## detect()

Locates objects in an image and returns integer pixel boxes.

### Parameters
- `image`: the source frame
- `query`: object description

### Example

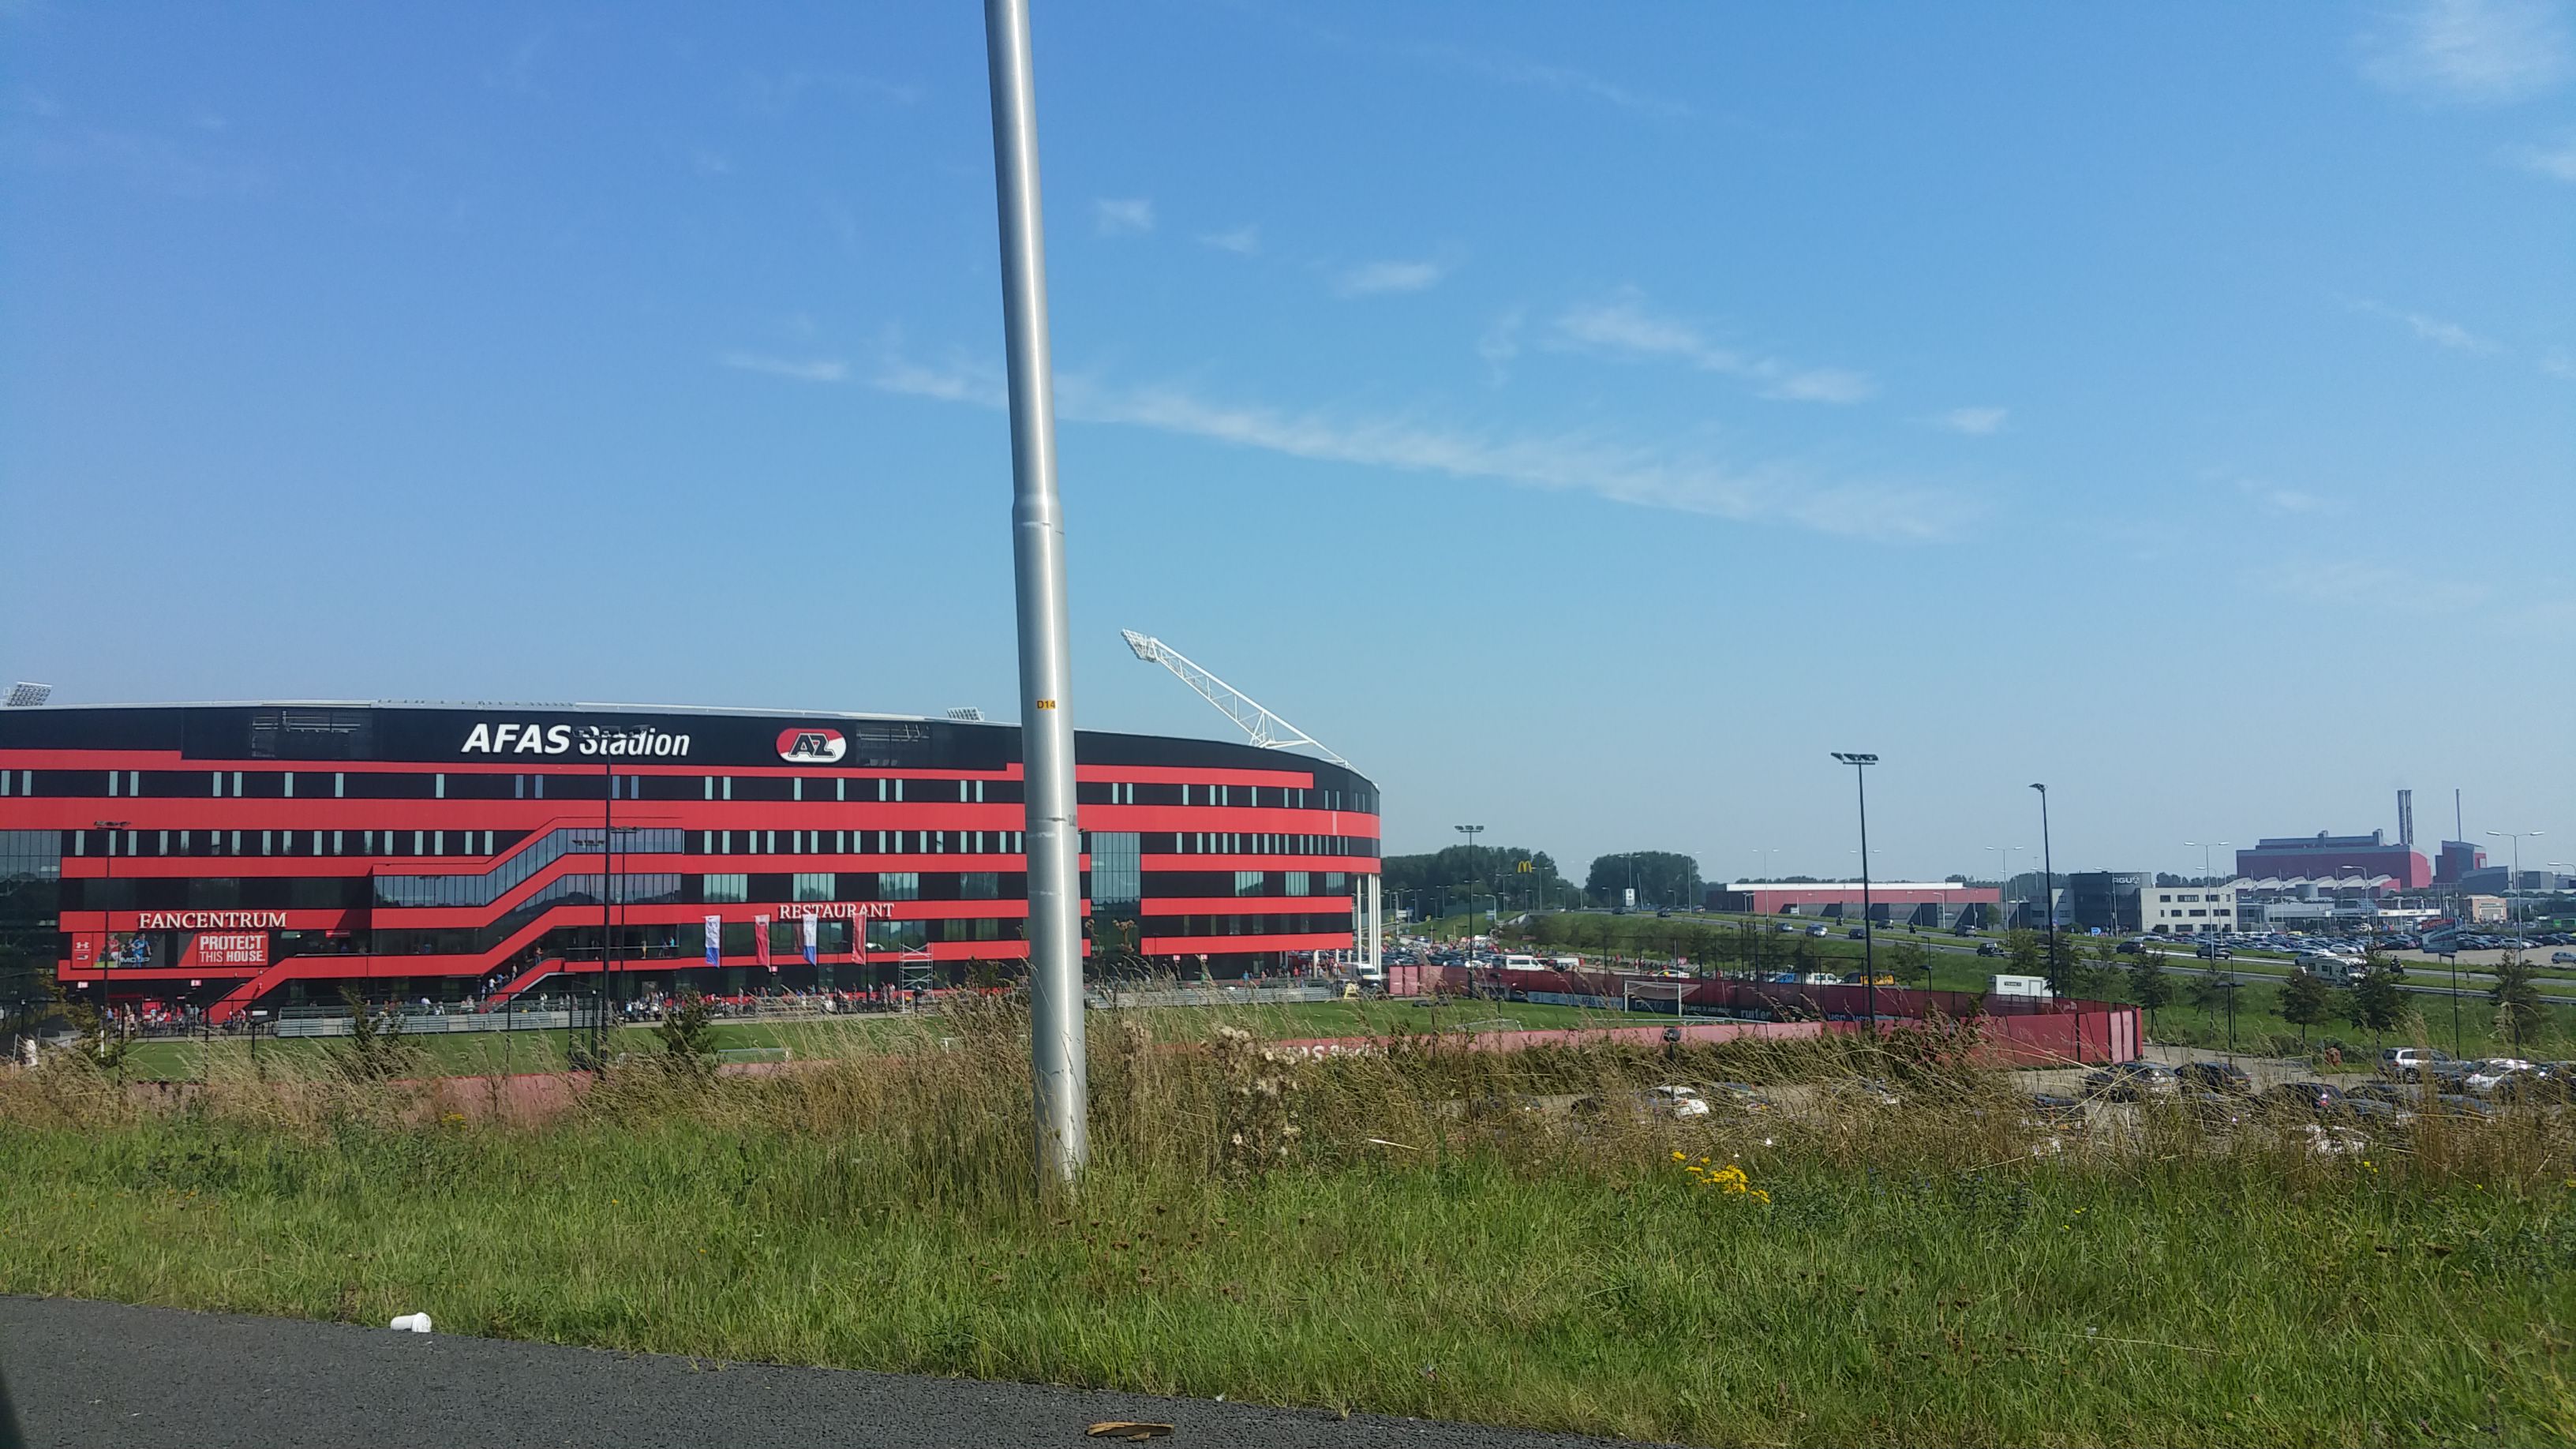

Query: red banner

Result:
[754,913,773,972]
[181,931,270,969]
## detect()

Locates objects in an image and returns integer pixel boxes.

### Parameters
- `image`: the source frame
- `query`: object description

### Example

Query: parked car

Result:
[2552,951,2576,965]
[1976,942,2003,958]
[2177,1060,2253,1095]
[2258,1081,2346,1118]
[1645,1084,1711,1119]
[2024,1092,2086,1126]
[2196,942,2233,960]
[1704,1082,1777,1114]
[2464,1058,2538,1095]
[1846,927,1866,939]
[2180,1091,2246,1127]
[2116,938,2151,956]
[2379,1047,2458,1083]
[2428,1094,2492,1119]
[2082,1061,2180,1102]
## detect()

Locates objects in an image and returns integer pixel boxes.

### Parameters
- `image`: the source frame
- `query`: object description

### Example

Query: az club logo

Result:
[777,727,847,764]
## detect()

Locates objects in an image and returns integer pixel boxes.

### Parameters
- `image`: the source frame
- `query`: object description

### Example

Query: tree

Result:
[2003,929,2042,977]
[1582,852,1702,911]
[2185,972,2230,1031]
[2489,953,2544,1050]
[1381,845,1567,912]
[2127,953,2174,1024]
[2278,968,2334,1045]
[1887,938,1933,991]
[2342,968,2407,1043]
[653,990,717,1080]
[2041,932,2087,997]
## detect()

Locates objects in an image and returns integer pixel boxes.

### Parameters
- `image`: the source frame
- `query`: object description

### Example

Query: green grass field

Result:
[113,998,1677,1081]
[6,1006,2572,1447]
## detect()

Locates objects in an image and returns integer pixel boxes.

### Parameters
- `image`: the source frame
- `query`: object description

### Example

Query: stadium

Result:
[0,702,1383,1022]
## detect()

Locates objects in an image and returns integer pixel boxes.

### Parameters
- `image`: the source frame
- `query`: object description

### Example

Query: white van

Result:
[1498,953,1542,972]
[1551,955,1582,972]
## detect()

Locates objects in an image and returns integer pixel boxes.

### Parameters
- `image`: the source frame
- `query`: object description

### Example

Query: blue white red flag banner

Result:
[755,914,773,971]
[802,912,818,965]
[704,915,721,967]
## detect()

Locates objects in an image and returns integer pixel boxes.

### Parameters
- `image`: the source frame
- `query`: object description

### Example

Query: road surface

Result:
[0,1296,1653,1449]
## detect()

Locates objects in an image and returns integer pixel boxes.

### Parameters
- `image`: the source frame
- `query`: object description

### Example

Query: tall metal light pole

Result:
[1455,825,1485,951]
[985,0,1086,1185]
[1985,845,2019,931]
[2486,830,2540,942]
[2030,784,2054,974]
[94,822,129,1010]
[2185,840,2229,886]
[1832,754,1878,1030]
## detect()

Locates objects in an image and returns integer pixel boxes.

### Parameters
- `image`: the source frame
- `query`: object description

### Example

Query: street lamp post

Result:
[2185,840,2229,886]
[985,0,1089,1187]
[2029,784,2055,975]
[1986,845,2020,932]
[93,822,129,1017]
[2485,830,2541,943]
[1832,754,1878,1030]
[1455,825,1485,951]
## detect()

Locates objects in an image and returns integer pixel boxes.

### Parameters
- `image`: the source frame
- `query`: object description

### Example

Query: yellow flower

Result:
[1672,1151,1687,1162]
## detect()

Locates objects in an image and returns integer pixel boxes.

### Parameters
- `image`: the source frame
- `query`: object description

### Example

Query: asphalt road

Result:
[0,1297,1655,1449]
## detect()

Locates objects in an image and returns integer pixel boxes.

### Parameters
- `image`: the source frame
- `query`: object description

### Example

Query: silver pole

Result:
[984,0,1088,1184]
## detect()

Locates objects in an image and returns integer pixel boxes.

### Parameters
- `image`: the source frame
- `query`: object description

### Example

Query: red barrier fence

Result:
[1388,964,2140,1066]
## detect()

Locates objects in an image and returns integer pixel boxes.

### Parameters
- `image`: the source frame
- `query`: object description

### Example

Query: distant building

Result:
[2068,871,2147,934]
[2142,880,2243,935]
[1709,881,1999,929]
[2464,895,2507,924]
[2434,840,2486,886]
[2236,831,2430,891]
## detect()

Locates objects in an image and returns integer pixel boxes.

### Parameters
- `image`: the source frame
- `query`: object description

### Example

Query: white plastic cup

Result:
[389,1312,433,1334]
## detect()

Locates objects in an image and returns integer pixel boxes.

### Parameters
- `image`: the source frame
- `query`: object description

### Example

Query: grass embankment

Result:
[6,1007,2574,1446]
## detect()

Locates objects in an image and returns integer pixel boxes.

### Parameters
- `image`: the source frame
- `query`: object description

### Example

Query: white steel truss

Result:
[1118,630,1349,766]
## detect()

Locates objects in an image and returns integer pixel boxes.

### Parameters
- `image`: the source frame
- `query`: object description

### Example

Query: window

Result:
[878,871,920,901]
[703,874,749,904]
[960,871,1002,899]
[1286,871,1310,897]
[1234,871,1264,897]
[1089,832,1140,906]
[792,871,833,902]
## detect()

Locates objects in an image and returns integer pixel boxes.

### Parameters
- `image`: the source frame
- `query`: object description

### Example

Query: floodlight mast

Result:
[1120,630,1350,766]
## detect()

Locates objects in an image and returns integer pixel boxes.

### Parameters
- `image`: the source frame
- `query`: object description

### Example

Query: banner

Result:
[801,912,818,966]
[705,915,721,967]
[755,914,773,971]
[178,931,266,968]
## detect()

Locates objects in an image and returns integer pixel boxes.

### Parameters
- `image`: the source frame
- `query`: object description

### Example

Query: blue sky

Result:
[5,1,2570,882]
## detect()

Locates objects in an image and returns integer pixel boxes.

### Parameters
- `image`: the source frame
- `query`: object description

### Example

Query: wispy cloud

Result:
[2266,556,2487,612]
[2238,479,2342,515]
[1552,290,1878,403]
[742,71,923,115]
[2541,347,2576,380]
[484,30,551,95]
[2510,133,2576,178]
[1411,44,1693,118]
[2358,0,2573,103]
[1093,197,1155,237]
[2344,296,2499,352]
[1934,406,2010,436]
[717,351,848,384]
[848,348,1961,542]
[0,125,267,198]
[687,146,732,177]
[1197,223,1260,255]
[1334,258,1445,297]
[1477,309,1525,385]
